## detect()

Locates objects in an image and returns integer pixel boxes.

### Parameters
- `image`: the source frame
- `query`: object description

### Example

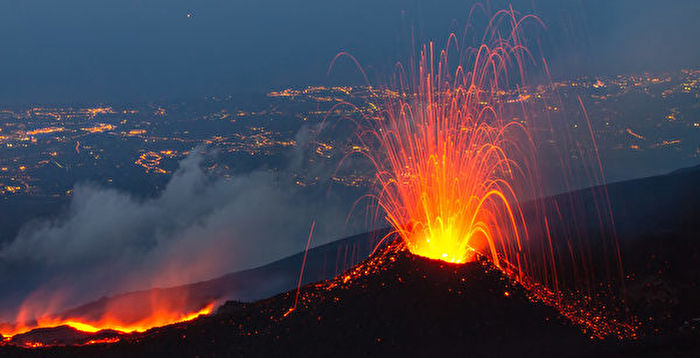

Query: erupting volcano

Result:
[330,7,636,339]
[7,5,699,356]
[2,7,629,348]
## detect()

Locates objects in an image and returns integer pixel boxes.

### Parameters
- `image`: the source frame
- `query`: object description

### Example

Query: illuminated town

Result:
[0,0,698,355]
[1,70,697,202]
[0,68,698,271]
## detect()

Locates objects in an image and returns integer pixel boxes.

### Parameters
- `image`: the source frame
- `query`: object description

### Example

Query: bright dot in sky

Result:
[185,13,192,19]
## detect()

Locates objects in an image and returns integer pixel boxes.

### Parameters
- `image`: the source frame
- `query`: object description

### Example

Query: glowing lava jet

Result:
[363,10,541,270]
[339,9,632,339]
[326,8,636,339]
[377,70,529,267]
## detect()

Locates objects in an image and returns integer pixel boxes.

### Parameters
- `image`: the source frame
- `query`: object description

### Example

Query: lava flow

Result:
[0,291,215,347]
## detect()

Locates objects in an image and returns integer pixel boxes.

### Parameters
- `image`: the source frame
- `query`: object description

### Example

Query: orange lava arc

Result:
[368,17,536,268]
[379,89,528,266]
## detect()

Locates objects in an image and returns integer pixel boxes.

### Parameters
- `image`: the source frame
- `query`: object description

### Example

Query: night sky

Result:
[0,2,699,349]
[0,0,697,104]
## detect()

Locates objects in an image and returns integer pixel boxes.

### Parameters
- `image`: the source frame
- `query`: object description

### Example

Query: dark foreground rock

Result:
[3,243,699,358]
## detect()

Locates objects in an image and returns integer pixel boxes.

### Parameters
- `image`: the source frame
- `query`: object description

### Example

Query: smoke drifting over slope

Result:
[0,148,365,321]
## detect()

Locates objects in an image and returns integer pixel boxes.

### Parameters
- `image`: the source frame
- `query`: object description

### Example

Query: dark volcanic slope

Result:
[592,165,700,335]
[68,164,700,327]
[19,229,385,335]
[29,164,699,342]
[0,246,583,357]
[4,245,699,357]
[2,166,699,356]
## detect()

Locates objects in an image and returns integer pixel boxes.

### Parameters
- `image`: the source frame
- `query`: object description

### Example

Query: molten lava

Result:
[1,296,214,345]
[2,6,637,348]
[368,16,534,269]
[378,97,527,266]
[336,8,633,337]
[7,304,213,337]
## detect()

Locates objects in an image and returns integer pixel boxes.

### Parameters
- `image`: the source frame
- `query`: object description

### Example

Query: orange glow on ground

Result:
[0,303,214,341]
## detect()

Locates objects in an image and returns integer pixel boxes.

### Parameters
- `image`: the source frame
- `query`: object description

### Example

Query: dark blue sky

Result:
[0,0,697,104]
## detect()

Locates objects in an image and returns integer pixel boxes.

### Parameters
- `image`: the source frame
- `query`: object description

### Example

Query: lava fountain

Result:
[348,9,543,270]
[375,43,531,267]
[332,7,633,337]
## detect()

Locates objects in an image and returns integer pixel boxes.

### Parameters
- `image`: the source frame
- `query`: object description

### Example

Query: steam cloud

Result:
[0,145,366,321]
